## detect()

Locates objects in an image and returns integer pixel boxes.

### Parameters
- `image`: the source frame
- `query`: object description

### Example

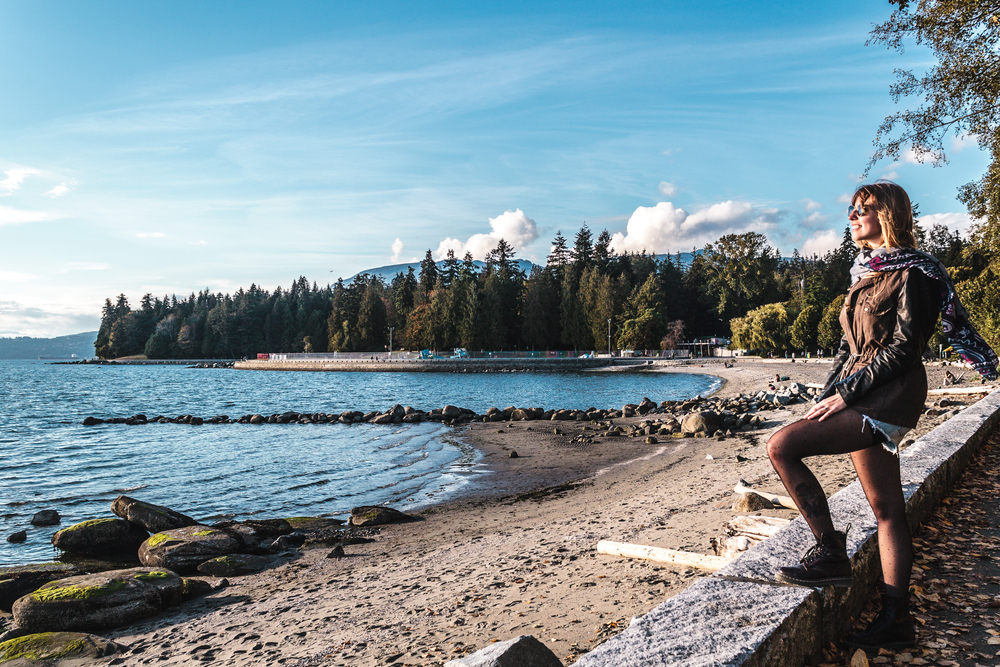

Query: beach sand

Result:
[81,360,982,665]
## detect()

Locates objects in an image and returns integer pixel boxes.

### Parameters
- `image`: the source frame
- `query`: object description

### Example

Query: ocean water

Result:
[0,360,719,566]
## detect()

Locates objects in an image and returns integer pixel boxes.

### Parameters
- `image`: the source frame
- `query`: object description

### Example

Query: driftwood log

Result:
[596,540,730,571]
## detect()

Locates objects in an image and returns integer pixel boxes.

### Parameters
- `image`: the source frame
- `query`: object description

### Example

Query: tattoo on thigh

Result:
[794,482,827,519]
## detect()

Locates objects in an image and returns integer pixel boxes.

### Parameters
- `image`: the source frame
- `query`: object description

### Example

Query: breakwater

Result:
[235,357,614,373]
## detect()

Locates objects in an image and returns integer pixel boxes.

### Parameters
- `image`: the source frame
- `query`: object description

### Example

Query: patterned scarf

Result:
[850,247,999,381]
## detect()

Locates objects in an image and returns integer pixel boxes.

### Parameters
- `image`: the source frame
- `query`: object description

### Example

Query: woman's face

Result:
[849,196,884,247]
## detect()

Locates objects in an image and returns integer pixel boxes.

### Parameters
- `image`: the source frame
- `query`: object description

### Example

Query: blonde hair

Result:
[851,181,917,250]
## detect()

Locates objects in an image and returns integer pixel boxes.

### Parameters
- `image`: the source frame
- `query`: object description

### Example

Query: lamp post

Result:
[387,326,394,361]
[607,318,611,356]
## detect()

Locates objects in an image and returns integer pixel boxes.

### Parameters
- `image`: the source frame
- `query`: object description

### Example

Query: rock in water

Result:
[51,518,149,557]
[30,510,60,526]
[138,526,240,574]
[6,531,26,543]
[732,492,775,513]
[196,554,271,577]
[349,506,417,527]
[443,634,561,667]
[110,495,197,534]
[0,632,128,663]
[681,411,723,435]
[11,568,182,632]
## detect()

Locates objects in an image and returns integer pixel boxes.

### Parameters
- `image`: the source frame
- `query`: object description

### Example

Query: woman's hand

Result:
[804,392,847,421]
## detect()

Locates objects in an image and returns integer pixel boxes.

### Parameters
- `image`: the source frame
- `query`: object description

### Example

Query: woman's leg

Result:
[766,408,876,538]
[851,444,912,596]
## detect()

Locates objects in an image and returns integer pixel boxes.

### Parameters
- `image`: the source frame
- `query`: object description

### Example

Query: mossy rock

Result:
[0,632,127,664]
[196,553,270,577]
[11,568,182,633]
[283,517,345,531]
[110,495,197,534]
[138,526,240,575]
[50,519,148,557]
[0,565,80,614]
[348,506,417,527]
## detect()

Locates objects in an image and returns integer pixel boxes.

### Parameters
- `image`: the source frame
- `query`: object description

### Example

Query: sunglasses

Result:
[847,203,873,217]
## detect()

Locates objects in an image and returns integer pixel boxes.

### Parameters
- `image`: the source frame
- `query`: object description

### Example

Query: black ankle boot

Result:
[775,529,853,587]
[845,592,917,650]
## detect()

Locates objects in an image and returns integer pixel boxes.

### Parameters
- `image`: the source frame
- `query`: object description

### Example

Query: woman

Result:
[766,181,998,650]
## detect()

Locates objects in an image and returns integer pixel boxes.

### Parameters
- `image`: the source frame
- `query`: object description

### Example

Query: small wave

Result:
[289,479,330,491]
[113,484,149,493]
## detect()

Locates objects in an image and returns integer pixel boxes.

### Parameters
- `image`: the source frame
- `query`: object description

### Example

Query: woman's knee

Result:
[766,431,794,463]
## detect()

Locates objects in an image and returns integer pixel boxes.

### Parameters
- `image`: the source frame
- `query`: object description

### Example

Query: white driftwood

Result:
[733,482,797,510]
[927,385,996,396]
[804,382,825,389]
[723,515,790,539]
[597,540,730,571]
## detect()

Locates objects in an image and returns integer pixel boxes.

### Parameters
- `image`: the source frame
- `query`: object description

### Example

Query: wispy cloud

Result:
[135,232,166,238]
[0,300,100,338]
[0,204,56,226]
[59,262,111,273]
[390,238,404,262]
[658,181,677,197]
[0,271,36,282]
[800,229,840,257]
[46,180,77,198]
[917,211,980,236]
[0,168,40,195]
[801,198,822,211]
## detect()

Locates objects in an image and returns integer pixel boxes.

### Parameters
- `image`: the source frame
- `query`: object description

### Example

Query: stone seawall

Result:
[575,388,1000,667]
[234,358,613,373]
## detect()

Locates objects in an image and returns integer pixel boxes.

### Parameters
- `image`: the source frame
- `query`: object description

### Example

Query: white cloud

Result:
[917,212,980,237]
[800,229,840,257]
[880,170,899,180]
[135,232,166,238]
[0,204,56,226]
[46,180,76,198]
[60,262,111,273]
[390,237,404,262]
[950,133,977,153]
[801,198,822,211]
[0,168,39,195]
[192,240,208,245]
[802,211,828,227]
[0,300,100,338]
[608,200,780,254]
[433,208,538,260]
[658,181,677,197]
[0,271,35,282]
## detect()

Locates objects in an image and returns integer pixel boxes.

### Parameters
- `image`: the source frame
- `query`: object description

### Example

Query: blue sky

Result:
[0,0,989,336]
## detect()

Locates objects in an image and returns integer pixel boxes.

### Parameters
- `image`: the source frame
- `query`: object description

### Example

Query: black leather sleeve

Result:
[835,269,940,406]
[816,335,851,402]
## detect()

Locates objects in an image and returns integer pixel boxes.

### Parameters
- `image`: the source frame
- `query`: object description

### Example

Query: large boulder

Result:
[441,405,463,419]
[0,565,79,613]
[0,632,128,663]
[349,506,417,527]
[443,635,561,667]
[51,518,148,557]
[11,568,183,632]
[681,411,724,435]
[637,397,657,415]
[197,554,271,577]
[110,495,197,534]
[510,409,533,421]
[212,518,295,553]
[138,526,240,574]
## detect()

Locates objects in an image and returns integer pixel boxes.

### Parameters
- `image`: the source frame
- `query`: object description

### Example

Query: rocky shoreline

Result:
[78,384,816,439]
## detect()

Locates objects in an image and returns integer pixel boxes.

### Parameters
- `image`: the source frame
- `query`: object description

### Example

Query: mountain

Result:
[348,258,538,282]
[0,332,98,360]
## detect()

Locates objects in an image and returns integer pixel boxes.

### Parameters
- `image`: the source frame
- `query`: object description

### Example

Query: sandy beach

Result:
[42,360,985,665]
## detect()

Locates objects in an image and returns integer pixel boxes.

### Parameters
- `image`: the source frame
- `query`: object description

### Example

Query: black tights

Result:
[767,408,912,596]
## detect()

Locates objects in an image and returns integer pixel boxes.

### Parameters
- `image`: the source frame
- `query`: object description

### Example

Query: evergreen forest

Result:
[94,222,983,360]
